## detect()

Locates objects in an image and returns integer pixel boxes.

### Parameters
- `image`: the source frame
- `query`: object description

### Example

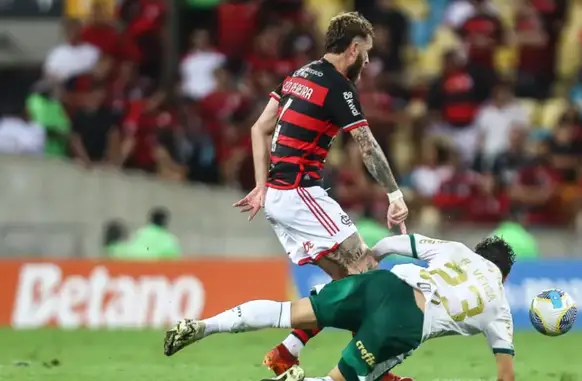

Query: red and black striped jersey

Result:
[267,58,368,189]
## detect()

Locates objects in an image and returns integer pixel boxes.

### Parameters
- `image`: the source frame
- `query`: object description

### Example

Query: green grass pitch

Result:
[0,329,580,381]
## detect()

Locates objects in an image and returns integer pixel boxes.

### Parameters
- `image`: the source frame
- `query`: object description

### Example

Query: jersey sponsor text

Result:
[356,340,376,367]
[281,78,328,106]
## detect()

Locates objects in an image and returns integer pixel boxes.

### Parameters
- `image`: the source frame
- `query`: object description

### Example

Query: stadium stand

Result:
[2,0,582,232]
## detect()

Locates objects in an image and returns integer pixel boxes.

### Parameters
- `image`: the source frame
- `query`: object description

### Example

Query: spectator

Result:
[533,0,567,69]
[0,103,45,155]
[464,172,510,223]
[279,10,321,65]
[509,136,563,225]
[81,0,120,60]
[180,29,226,101]
[43,18,101,82]
[70,84,122,167]
[26,80,71,158]
[410,139,453,197]
[120,0,166,79]
[427,49,489,162]
[456,0,506,76]
[486,127,529,187]
[549,117,582,183]
[110,1,142,63]
[200,66,250,143]
[432,149,481,220]
[365,26,410,97]
[358,72,404,156]
[332,138,369,213]
[432,155,509,224]
[122,88,185,178]
[474,81,529,166]
[109,61,152,114]
[60,57,115,112]
[216,0,260,57]
[246,26,295,77]
[177,93,220,184]
[365,0,409,75]
[260,0,303,24]
[367,24,392,81]
[514,1,553,99]
[444,0,497,29]
[409,139,454,200]
[184,130,220,185]
[219,111,252,187]
[103,219,130,257]
[245,69,279,102]
[124,207,181,259]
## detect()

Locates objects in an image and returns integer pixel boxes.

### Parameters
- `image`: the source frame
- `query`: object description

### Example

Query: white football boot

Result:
[164,319,206,356]
[260,365,305,381]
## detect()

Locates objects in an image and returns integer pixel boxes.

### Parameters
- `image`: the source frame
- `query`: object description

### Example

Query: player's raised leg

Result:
[264,227,379,372]
[262,271,420,381]
[163,298,317,356]
[164,272,369,357]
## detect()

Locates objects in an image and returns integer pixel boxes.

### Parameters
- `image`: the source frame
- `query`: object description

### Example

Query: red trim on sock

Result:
[311,328,323,336]
[291,329,310,344]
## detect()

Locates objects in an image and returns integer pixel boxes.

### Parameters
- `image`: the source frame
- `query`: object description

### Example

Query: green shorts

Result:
[309,270,424,381]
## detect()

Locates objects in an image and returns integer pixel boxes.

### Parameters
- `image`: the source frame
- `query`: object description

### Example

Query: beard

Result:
[346,53,365,83]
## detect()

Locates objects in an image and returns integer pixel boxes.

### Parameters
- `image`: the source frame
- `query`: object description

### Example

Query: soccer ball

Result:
[529,289,577,336]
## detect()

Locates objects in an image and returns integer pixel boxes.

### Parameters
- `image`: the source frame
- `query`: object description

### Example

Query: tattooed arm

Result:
[328,82,407,229]
[350,126,400,193]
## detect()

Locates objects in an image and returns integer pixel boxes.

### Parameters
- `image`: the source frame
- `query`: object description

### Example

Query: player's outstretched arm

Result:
[372,233,459,262]
[485,307,515,381]
[350,126,399,193]
[494,353,515,381]
[327,80,407,230]
[163,298,317,356]
[349,127,408,231]
[251,97,279,187]
[234,97,279,220]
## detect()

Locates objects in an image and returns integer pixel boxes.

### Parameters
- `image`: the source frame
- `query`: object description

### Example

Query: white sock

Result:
[202,300,291,336]
[280,284,326,358]
[282,334,304,358]
[305,377,333,381]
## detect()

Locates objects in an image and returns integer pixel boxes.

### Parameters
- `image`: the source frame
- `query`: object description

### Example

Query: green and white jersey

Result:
[373,234,515,356]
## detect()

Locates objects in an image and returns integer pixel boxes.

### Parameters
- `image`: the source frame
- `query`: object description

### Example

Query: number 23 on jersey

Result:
[421,262,485,322]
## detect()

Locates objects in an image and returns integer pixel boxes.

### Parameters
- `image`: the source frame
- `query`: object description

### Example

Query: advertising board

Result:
[0,258,289,328]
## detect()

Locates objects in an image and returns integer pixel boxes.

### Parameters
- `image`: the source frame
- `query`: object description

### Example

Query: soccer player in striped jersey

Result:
[233,11,410,381]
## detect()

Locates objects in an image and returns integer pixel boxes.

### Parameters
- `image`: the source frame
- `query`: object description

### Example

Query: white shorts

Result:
[264,186,357,265]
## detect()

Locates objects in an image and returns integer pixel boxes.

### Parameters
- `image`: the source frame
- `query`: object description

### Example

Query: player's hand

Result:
[387,197,408,234]
[233,185,266,221]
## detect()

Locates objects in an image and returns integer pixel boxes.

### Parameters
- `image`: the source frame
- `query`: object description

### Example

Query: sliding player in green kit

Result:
[164,234,517,381]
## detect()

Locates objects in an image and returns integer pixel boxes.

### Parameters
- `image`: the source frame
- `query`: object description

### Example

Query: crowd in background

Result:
[2,0,582,233]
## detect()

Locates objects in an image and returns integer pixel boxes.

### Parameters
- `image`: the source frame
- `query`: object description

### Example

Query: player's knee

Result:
[290,298,318,329]
[366,253,379,270]
[346,252,378,274]
[328,365,349,381]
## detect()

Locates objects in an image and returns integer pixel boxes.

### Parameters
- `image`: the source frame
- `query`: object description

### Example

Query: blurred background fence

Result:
[1,0,582,331]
